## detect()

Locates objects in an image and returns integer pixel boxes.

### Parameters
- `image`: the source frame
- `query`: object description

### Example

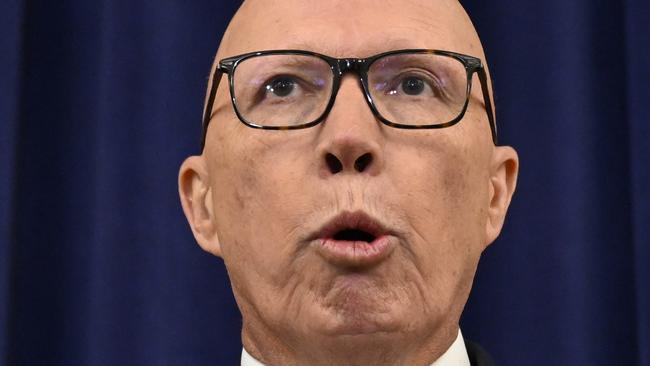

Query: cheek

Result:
[387,135,489,291]
[206,130,315,289]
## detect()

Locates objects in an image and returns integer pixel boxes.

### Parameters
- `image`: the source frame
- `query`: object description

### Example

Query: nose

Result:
[315,75,384,176]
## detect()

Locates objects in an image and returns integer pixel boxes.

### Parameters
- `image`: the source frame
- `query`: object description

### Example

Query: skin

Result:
[179,1,519,365]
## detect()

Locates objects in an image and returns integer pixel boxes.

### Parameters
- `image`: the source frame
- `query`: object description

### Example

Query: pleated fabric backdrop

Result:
[1,1,648,365]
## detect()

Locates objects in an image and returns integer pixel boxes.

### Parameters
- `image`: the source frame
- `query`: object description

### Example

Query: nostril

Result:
[325,153,343,174]
[354,153,373,172]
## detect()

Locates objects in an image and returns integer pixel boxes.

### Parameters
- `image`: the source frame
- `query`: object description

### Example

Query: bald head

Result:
[222,0,483,55]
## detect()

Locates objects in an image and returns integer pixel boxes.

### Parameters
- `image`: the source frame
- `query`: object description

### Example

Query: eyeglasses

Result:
[201,49,497,149]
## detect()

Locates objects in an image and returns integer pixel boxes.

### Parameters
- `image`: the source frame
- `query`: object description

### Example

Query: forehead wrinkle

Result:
[283,37,425,58]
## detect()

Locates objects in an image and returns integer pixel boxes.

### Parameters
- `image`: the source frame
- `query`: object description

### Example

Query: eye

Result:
[265,76,296,97]
[400,76,425,95]
[381,72,440,99]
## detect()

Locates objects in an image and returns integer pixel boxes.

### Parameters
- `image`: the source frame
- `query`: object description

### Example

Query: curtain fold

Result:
[625,1,650,365]
[0,0,24,362]
[1,1,648,365]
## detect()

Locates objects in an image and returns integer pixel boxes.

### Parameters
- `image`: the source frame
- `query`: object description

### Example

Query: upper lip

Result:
[309,210,392,241]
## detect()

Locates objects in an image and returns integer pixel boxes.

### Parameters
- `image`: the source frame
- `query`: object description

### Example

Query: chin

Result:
[310,298,408,337]
[299,267,418,336]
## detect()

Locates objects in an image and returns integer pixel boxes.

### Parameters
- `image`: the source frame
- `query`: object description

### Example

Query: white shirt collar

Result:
[241,329,470,366]
[241,346,265,366]
[431,329,471,366]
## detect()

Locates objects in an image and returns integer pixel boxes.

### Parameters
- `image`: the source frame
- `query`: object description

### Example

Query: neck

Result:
[242,319,459,366]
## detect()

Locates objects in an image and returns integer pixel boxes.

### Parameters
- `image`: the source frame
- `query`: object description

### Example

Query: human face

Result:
[179,0,518,365]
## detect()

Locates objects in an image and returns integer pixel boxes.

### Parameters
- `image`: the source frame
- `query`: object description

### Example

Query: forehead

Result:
[220,0,481,59]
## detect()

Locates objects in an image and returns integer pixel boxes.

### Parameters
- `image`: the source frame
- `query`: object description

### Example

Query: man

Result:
[179,0,519,365]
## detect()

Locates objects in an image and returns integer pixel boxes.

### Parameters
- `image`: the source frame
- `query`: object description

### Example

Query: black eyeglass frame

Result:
[201,49,498,149]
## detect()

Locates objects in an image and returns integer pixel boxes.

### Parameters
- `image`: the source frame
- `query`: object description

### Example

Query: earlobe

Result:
[178,156,222,257]
[485,146,519,246]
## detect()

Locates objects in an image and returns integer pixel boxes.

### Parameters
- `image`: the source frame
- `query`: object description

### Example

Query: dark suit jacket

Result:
[466,341,496,366]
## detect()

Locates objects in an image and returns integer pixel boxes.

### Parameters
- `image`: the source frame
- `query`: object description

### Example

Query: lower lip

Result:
[315,235,395,267]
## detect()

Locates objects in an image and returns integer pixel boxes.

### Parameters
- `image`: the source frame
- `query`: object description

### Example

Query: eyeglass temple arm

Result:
[201,68,225,150]
[476,67,498,145]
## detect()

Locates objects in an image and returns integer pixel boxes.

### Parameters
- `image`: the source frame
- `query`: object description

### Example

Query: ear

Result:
[178,156,222,257]
[485,145,519,247]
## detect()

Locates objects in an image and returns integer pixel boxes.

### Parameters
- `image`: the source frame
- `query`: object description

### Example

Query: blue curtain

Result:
[1,1,648,365]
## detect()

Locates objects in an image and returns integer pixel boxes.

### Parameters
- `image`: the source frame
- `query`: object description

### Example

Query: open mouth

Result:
[311,211,396,267]
[315,211,386,243]
[333,228,376,243]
